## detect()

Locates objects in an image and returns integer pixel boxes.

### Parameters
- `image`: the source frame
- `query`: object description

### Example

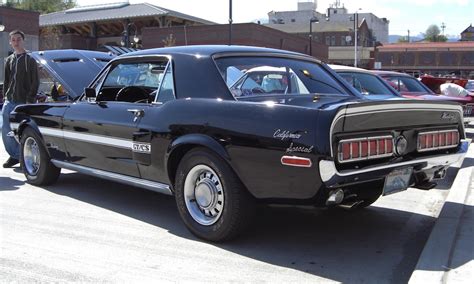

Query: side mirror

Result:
[84,88,96,98]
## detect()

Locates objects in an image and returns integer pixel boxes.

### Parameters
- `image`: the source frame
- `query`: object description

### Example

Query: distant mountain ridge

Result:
[388,34,460,43]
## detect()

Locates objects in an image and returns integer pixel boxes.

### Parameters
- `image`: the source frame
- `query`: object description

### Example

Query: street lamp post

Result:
[309,17,319,56]
[228,0,233,45]
[121,22,139,48]
[354,8,361,67]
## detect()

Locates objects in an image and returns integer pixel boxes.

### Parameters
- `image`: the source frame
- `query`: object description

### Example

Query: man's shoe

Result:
[3,158,19,168]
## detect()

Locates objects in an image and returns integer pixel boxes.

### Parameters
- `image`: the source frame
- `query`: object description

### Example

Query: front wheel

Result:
[174,148,255,241]
[20,127,61,185]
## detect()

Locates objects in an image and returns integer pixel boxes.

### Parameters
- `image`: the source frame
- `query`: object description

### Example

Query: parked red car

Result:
[373,70,474,123]
[420,75,468,92]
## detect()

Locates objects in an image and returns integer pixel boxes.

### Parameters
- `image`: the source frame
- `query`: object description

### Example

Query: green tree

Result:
[4,0,76,14]
[424,24,448,42]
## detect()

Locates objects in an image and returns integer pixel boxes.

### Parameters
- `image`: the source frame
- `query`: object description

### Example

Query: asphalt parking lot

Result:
[0,121,472,283]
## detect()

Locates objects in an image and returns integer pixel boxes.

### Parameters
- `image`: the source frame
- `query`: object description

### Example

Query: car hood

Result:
[31,50,115,98]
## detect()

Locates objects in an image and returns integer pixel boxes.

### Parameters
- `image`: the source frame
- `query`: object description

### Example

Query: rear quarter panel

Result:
[142,98,328,200]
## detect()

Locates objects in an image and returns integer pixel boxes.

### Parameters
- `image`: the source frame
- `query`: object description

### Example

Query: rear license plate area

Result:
[383,167,413,196]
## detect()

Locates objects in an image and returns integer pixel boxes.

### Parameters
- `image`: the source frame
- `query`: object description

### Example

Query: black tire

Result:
[20,127,61,185]
[174,147,255,242]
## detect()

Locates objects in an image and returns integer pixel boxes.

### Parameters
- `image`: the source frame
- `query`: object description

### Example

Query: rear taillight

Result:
[417,129,459,152]
[338,135,393,163]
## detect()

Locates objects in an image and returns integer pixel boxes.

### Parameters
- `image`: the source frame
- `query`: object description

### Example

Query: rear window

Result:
[338,72,395,96]
[215,56,348,97]
[385,76,432,93]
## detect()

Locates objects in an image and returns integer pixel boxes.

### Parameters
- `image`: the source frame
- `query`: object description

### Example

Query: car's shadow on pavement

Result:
[0,176,25,190]
[436,156,474,190]
[36,171,473,283]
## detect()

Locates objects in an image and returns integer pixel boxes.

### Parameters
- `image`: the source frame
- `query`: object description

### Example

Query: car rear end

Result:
[319,100,470,208]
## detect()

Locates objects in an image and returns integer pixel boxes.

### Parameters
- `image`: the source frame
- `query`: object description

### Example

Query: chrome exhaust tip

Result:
[338,200,364,210]
[433,168,447,180]
[326,189,344,205]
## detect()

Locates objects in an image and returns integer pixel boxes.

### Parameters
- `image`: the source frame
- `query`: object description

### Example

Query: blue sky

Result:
[77,0,474,37]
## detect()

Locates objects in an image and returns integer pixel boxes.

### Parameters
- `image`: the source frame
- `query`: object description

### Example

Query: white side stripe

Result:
[38,126,133,149]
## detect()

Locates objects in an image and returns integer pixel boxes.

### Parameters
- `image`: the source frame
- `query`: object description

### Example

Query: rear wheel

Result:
[174,148,255,241]
[20,127,61,185]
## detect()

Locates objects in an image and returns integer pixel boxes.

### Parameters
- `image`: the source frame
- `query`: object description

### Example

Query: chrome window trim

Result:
[210,52,350,100]
[154,58,177,104]
[88,55,173,104]
[51,160,172,195]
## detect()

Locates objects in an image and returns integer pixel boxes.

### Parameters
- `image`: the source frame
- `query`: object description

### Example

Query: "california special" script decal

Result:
[273,129,302,140]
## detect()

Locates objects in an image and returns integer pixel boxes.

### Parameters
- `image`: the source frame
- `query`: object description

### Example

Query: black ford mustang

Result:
[9,45,470,241]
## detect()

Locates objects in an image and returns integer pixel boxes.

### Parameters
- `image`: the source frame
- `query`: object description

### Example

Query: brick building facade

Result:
[375,42,474,78]
[142,23,328,61]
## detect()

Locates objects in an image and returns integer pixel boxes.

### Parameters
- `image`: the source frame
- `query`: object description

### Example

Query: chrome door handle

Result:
[127,109,145,122]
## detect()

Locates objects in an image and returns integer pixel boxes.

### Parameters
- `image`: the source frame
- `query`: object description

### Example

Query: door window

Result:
[96,58,169,103]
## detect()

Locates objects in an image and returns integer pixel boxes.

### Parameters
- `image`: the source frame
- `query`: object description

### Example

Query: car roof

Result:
[119,45,318,61]
[328,64,373,74]
[371,70,412,77]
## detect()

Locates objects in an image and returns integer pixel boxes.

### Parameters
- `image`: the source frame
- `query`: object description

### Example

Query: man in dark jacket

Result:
[2,30,39,168]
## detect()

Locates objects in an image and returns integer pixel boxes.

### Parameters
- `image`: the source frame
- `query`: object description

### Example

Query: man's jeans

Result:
[1,101,20,160]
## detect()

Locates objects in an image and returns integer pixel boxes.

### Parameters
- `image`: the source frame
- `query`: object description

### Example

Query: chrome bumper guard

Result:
[320,139,471,186]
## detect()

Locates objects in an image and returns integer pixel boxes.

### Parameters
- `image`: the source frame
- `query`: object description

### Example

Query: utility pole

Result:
[228,0,233,45]
[309,17,319,56]
[441,22,446,35]
[354,11,359,67]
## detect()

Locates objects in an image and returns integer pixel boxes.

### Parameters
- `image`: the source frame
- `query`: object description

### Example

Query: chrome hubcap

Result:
[184,165,224,226]
[23,137,41,176]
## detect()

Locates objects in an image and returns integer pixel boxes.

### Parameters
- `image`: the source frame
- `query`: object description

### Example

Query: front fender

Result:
[13,118,41,143]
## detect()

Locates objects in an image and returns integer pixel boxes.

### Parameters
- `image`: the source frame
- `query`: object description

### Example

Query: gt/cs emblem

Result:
[132,143,151,153]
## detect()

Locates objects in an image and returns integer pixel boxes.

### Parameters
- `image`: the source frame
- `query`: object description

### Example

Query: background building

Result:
[142,23,328,60]
[39,2,214,50]
[38,1,328,60]
[375,42,474,78]
[460,24,474,41]
[265,0,388,67]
